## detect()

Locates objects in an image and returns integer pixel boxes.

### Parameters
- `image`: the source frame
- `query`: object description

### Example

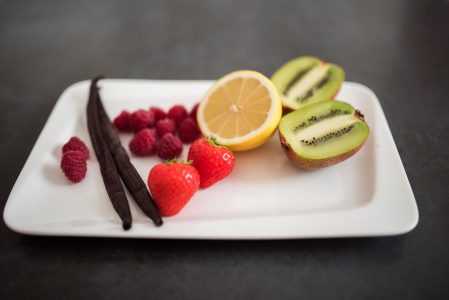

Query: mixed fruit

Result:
[60,56,370,229]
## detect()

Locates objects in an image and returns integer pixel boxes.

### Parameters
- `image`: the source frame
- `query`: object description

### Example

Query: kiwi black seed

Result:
[271,56,345,112]
[278,100,369,170]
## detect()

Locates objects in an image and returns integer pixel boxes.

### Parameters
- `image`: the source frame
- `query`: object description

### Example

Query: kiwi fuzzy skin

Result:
[282,106,294,116]
[279,132,366,170]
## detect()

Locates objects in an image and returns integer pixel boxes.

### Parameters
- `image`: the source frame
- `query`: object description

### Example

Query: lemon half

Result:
[197,70,282,151]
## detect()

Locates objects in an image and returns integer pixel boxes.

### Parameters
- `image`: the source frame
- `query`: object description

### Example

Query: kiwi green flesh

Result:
[298,64,343,101]
[284,64,344,110]
[279,100,369,161]
[279,133,366,170]
[285,64,331,101]
[271,56,320,98]
[271,56,345,110]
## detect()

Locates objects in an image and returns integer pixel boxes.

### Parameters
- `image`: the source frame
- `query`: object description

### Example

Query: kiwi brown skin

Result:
[279,132,366,170]
[281,106,294,116]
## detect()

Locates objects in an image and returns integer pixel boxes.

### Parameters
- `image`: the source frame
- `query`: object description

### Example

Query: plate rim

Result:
[3,79,419,239]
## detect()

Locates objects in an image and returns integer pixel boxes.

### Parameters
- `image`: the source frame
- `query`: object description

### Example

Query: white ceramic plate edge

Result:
[3,80,419,239]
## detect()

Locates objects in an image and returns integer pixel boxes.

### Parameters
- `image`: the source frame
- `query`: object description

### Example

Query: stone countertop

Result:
[1,1,448,299]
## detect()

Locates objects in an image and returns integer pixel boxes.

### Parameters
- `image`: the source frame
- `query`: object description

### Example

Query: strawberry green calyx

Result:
[208,136,229,149]
[163,159,193,165]
[163,158,178,165]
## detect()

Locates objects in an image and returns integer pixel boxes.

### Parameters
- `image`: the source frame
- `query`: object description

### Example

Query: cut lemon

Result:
[197,70,282,151]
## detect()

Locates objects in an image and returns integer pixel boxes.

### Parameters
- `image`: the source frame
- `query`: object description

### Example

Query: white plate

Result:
[3,80,418,239]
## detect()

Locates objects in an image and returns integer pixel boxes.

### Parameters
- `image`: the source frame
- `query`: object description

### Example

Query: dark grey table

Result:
[1,1,448,299]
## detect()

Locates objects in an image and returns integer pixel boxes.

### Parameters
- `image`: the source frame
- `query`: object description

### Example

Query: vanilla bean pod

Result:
[94,82,163,227]
[87,76,132,230]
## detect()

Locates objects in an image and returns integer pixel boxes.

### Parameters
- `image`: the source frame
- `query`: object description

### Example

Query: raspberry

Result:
[158,133,183,160]
[129,129,158,156]
[190,102,200,123]
[62,136,90,159]
[155,118,176,138]
[149,106,167,122]
[113,110,132,132]
[178,117,202,143]
[61,150,87,183]
[129,109,155,132]
[168,105,188,127]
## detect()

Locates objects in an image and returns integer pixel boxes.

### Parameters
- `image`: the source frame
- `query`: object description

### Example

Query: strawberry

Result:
[187,137,235,188]
[148,161,200,216]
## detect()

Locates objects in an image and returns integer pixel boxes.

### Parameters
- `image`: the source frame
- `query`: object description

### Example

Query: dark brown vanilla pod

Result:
[95,86,163,227]
[87,76,132,230]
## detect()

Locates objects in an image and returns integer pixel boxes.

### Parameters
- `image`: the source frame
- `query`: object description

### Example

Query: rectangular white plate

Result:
[3,80,418,239]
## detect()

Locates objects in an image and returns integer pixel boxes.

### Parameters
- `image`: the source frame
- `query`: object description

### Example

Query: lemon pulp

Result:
[197,70,282,151]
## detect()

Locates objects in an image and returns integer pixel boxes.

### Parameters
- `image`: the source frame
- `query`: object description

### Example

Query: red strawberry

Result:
[148,161,200,216]
[187,137,235,188]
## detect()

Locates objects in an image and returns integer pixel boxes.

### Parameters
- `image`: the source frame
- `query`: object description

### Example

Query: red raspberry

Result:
[168,105,187,127]
[129,129,158,156]
[155,118,176,138]
[149,106,167,122]
[61,150,87,183]
[158,133,183,160]
[62,136,90,159]
[178,117,202,143]
[190,102,200,123]
[129,109,155,132]
[113,110,132,132]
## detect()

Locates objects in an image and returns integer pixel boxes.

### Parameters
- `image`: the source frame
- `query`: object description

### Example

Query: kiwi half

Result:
[271,56,345,111]
[278,100,369,170]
